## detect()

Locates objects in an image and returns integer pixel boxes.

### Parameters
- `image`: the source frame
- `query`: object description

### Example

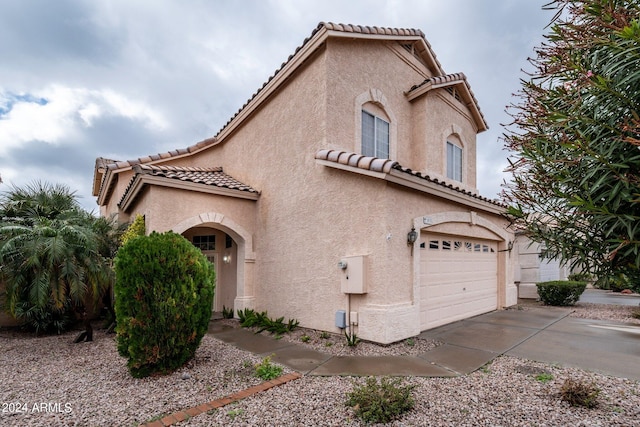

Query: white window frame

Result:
[355,89,396,160]
[361,110,390,158]
[446,141,462,182]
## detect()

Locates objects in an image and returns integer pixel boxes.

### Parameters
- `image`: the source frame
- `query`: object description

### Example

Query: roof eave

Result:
[386,168,504,214]
[317,159,504,215]
[119,174,259,213]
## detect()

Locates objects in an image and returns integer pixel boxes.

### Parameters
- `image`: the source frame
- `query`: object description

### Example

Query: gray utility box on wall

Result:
[340,255,368,294]
[335,310,346,329]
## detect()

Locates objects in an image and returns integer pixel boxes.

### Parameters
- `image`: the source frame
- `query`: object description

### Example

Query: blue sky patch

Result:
[0,92,49,116]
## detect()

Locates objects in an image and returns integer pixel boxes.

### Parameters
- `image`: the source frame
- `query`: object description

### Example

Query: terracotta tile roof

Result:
[392,164,504,207]
[315,149,504,207]
[132,164,258,193]
[321,22,426,38]
[315,149,398,173]
[94,23,435,182]
[95,23,442,178]
[406,72,487,131]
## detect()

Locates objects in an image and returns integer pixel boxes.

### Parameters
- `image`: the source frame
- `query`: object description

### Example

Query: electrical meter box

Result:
[340,255,368,294]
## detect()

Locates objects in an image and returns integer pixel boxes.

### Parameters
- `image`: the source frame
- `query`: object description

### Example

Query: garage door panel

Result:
[420,233,498,330]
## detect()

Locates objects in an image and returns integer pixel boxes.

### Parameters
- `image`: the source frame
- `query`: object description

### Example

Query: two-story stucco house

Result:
[93,22,517,344]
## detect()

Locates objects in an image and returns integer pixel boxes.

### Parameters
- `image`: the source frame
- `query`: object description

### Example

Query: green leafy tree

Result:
[119,214,145,247]
[0,182,119,336]
[503,0,640,289]
[114,231,215,378]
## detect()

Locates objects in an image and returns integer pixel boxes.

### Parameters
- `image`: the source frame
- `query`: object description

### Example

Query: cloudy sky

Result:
[0,0,555,212]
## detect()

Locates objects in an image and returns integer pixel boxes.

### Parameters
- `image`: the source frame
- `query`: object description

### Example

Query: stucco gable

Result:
[406,73,488,132]
[93,22,477,205]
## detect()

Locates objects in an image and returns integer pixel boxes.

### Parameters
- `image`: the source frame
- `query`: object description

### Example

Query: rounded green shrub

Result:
[346,377,416,424]
[536,280,587,306]
[114,231,215,378]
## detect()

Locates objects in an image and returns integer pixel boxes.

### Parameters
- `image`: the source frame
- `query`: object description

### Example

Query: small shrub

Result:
[114,231,215,378]
[300,334,311,343]
[119,213,146,247]
[227,408,244,420]
[536,280,587,306]
[346,377,416,424]
[560,378,600,408]
[222,305,234,319]
[13,300,76,335]
[345,330,360,347]
[535,373,554,383]
[568,272,592,282]
[405,338,415,347]
[594,270,640,293]
[254,354,283,380]
[236,308,299,334]
[319,331,331,339]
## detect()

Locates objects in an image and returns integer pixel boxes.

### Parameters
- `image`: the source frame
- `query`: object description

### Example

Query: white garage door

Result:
[420,233,498,330]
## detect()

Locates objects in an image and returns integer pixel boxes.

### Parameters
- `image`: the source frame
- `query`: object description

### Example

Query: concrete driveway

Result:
[420,306,640,380]
[210,304,640,380]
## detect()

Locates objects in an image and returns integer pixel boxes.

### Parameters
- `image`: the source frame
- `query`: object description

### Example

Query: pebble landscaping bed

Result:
[0,302,638,426]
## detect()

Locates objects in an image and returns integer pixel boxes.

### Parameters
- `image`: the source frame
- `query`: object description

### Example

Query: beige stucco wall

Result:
[99,35,513,344]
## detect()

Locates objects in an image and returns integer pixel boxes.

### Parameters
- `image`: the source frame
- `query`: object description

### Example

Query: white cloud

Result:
[0,85,168,156]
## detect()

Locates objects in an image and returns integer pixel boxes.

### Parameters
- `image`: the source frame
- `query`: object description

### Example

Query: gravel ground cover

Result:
[1,302,638,426]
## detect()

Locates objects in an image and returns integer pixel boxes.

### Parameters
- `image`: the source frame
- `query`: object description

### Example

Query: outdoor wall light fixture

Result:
[223,254,231,264]
[407,227,418,245]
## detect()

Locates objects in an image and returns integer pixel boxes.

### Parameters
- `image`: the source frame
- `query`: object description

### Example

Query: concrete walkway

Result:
[208,305,640,380]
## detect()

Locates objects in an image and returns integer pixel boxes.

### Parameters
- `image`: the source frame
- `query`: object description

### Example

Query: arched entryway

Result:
[173,213,256,317]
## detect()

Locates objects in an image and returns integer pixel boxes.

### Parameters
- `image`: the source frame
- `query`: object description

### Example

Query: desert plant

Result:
[254,354,283,380]
[222,305,234,319]
[0,181,120,339]
[236,308,299,334]
[536,280,587,306]
[535,373,554,384]
[12,300,76,335]
[114,231,215,378]
[319,331,331,339]
[346,377,415,424]
[300,334,311,343]
[344,330,360,347]
[560,378,600,408]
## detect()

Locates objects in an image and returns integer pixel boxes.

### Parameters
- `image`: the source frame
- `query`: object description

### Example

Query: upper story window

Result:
[446,141,462,181]
[362,110,389,158]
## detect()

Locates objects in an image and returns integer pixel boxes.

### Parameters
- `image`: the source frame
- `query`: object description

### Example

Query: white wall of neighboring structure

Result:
[514,233,570,299]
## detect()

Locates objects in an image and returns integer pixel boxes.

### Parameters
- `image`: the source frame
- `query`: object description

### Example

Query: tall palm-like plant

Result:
[0,182,118,338]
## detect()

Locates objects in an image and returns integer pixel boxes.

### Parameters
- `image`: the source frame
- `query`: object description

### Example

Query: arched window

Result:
[361,110,389,158]
[355,89,396,159]
[446,141,462,182]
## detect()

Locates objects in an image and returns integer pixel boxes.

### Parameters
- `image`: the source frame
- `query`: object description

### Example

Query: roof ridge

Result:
[320,22,425,38]
[139,164,223,173]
